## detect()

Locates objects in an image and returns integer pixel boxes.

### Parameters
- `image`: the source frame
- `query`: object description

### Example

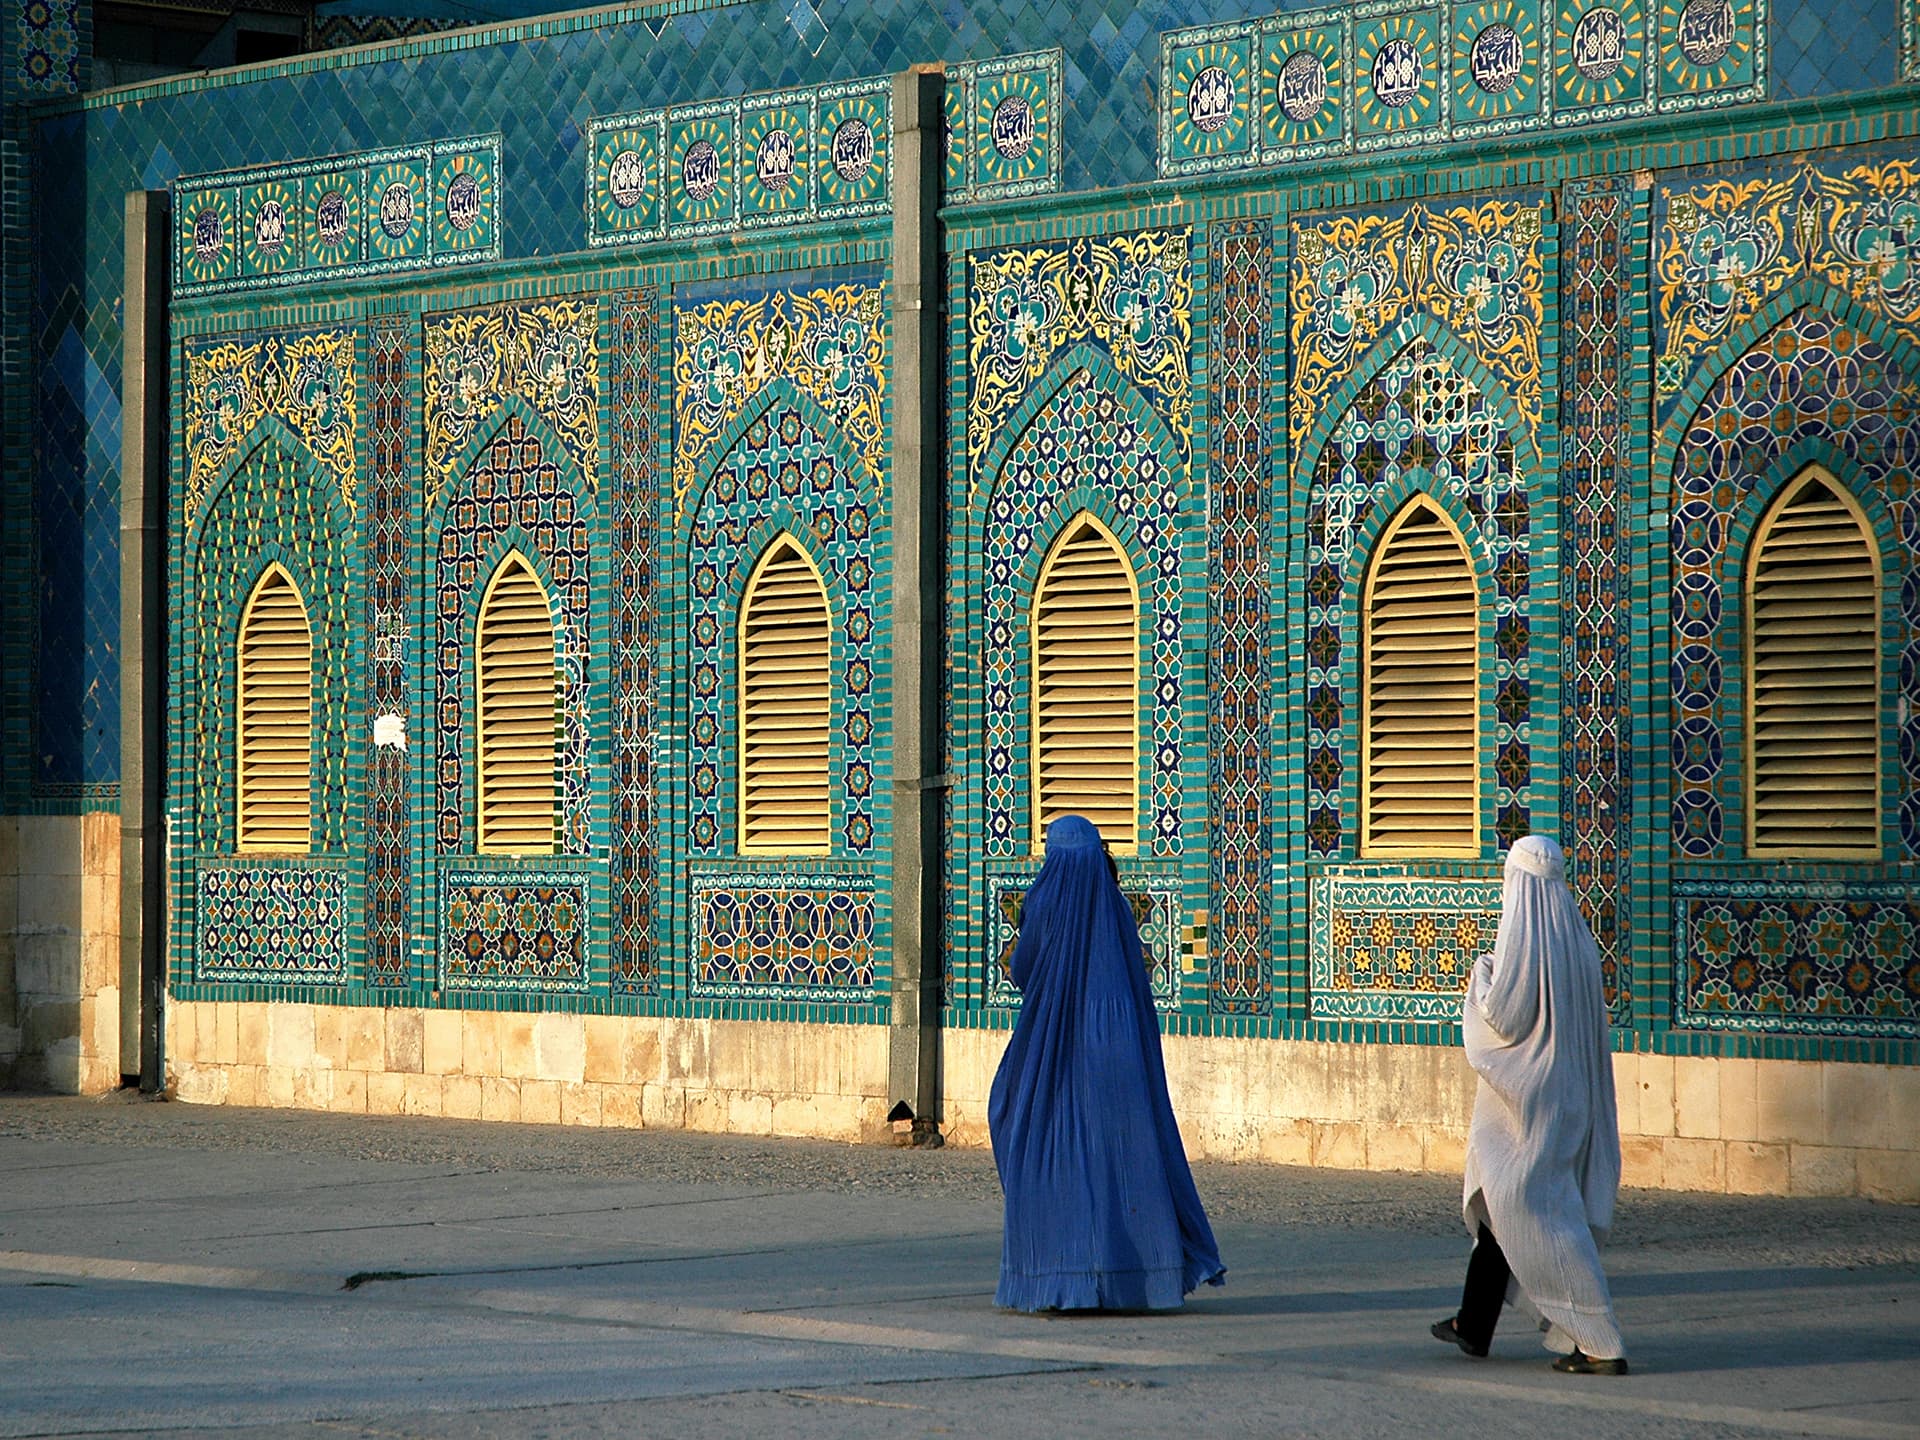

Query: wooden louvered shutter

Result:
[1362,498,1479,857]
[477,554,557,855]
[1032,514,1138,851]
[739,536,830,854]
[236,566,313,853]
[1747,469,1881,858]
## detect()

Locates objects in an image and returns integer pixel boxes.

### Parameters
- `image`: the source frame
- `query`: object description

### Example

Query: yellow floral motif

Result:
[967,229,1193,489]
[1370,911,1395,949]
[1656,160,1920,398]
[671,283,887,517]
[423,297,600,506]
[1289,200,1544,458]
[183,330,358,524]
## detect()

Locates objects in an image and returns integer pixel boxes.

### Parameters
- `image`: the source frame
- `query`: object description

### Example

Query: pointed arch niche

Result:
[235,564,314,855]
[475,551,559,856]
[737,532,833,856]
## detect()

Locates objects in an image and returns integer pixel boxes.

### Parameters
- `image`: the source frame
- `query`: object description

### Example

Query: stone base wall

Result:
[166,1001,893,1140]
[163,1003,1920,1202]
[0,814,122,1093]
[942,1031,1920,1204]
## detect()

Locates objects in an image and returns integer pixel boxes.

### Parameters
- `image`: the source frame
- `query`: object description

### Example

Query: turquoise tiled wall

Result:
[4,0,1917,1065]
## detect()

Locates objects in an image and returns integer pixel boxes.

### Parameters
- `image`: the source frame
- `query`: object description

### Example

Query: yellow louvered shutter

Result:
[739,536,831,854]
[1747,469,1881,858]
[477,554,557,855]
[236,566,313,853]
[1032,513,1138,851]
[1362,498,1479,857]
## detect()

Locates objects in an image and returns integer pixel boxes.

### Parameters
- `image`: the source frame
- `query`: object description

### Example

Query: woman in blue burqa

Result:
[988,814,1226,1312]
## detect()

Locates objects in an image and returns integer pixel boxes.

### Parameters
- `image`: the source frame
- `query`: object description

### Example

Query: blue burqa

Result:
[988,815,1226,1311]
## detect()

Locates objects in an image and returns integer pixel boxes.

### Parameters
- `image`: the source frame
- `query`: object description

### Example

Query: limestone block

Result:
[13,933,78,999]
[663,1021,711,1084]
[623,1021,662,1084]
[1717,1057,1758,1143]
[1310,1122,1367,1170]
[1634,1052,1676,1138]
[81,871,119,945]
[329,1070,368,1114]
[197,1001,222,1066]
[174,1062,229,1105]
[480,1076,522,1122]
[227,1064,264,1108]
[500,1013,536,1078]
[82,988,119,1064]
[1618,1135,1665,1188]
[601,1083,643,1130]
[1787,1145,1857,1197]
[685,1088,730,1134]
[641,1082,687,1130]
[401,1074,445,1117]
[560,1081,603,1127]
[311,1005,346,1069]
[365,1071,406,1116]
[1822,1065,1890,1151]
[17,816,78,875]
[442,1075,483,1121]
[22,997,80,1051]
[385,1008,424,1074]
[1367,1123,1427,1173]
[266,1004,315,1071]
[1423,1126,1468,1176]
[343,1007,384,1071]
[264,1066,296,1108]
[1755,1060,1825,1146]
[293,1066,331,1110]
[1256,1118,1315,1168]
[78,1055,120,1093]
[20,871,81,933]
[533,1014,585,1084]
[236,1002,269,1064]
[81,811,119,879]
[1672,1056,1721,1139]
[584,1015,626,1084]
[81,933,118,992]
[520,1078,562,1125]
[1858,1150,1920,1204]
[753,1024,798,1096]
[421,1010,463,1076]
[462,1011,502,1077]
[167,1002,199,1064]
[1662,1136,1727,1192]
[1890,1067,1920,1154]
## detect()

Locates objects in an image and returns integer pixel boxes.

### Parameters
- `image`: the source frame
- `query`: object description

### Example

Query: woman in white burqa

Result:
[1431,835,1629,1374]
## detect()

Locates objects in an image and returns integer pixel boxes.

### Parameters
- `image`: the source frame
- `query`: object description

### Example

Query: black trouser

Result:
[1455,1224,1512,1352]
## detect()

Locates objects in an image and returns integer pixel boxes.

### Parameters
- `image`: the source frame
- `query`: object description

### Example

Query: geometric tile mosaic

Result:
[985,870,1182,1011]
[1206,217,1275,1015]
[438,871,592,994]
[12,0,86,93]
[172,136,501,297]
[610,290,661,996]
[943,49,1064,203]
[1560,175,1639,1016]
[1310,873,1504,1022]
[1160,0,1767,175]
[690,870,877,1000]
[588,74,890,245]
[1675,879,1920,1036]
[194,864,350,984]
[364,318,413,989]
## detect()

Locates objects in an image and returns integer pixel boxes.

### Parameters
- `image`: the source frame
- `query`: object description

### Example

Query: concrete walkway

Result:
[2,1093,1916,1439]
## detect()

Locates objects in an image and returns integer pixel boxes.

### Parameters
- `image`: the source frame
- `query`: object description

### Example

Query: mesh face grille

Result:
[1033,515,1138,851]
[477,555,557,855]
[237,566,313,854]
[1362,499,1479,857]
[1748,471,1882,858]
[740,537,831,855]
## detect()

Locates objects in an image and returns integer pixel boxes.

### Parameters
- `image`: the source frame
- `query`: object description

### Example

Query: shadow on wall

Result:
[0,815,122,1093]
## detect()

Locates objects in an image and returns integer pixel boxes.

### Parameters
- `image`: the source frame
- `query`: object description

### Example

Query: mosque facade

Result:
[2,0,1918,1198]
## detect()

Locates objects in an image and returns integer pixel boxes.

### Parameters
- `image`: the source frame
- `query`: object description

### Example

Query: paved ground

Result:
[2,1092,1916,1439]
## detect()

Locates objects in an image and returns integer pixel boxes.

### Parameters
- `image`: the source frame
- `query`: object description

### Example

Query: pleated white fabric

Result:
[1461,834,1626,1360]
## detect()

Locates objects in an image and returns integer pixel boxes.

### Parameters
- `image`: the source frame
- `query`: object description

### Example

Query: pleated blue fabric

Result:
[988,815,1226,1312]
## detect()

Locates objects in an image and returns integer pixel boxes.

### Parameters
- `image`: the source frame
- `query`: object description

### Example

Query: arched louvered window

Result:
[236,564,313,854]
[476,553,558,855]
[739,535,831,855]
[1361,497,1480,857]
[1031,512,1139,852]
[1745,467,1882,859]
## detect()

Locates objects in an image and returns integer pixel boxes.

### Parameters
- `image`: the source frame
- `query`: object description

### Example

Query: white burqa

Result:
[1461,835,1626,1360]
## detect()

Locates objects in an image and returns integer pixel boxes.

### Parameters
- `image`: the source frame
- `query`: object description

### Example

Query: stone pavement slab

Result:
[1,1094,1916,1439]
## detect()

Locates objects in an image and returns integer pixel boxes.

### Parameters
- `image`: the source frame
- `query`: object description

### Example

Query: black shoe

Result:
[1431,1316,1488,1358]
[1552,1349,1629,1375]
